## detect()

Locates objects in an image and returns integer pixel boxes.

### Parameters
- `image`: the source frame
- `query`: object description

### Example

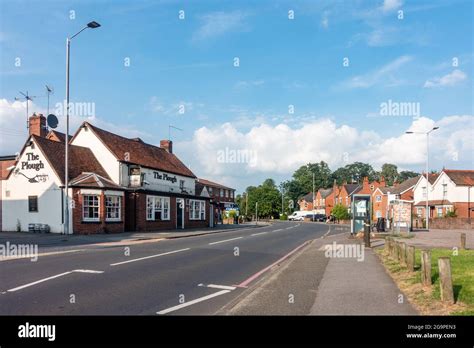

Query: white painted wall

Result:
[136,167,195,195]
[71,125,120,183]
[1,140,64,233]
[413,176,434,204]
[431,172,470,202]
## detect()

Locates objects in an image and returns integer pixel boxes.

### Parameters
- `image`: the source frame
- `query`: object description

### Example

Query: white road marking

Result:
[110,248,190,266]
[7,269,104,292]
[285,226,293,230]
[198,283,236,290]
[157,289,231,315]
[0,249,83,262]
[272,229,283,232]
[208,237,242,245]
[251,232,267,236]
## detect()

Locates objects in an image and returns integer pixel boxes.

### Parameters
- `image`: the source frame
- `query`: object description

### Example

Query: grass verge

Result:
[376,246,474,315]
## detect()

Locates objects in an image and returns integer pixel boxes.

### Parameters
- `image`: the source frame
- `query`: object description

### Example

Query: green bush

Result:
[331,204,351,221]
[445,208,457,218]
[280,213,288,220]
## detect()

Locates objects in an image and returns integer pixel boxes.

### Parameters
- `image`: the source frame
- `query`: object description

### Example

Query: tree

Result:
[245,179,281,219]
[331,203,351,221]
[330,162,377,184]
[381,163,398,186]
[398,170,419,182]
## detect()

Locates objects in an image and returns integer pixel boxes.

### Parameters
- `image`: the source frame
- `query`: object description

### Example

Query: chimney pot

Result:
[28,114,47,138]
[160,139,173,153]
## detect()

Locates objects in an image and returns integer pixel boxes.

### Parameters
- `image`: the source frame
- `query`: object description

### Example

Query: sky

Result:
[1,0,473,192]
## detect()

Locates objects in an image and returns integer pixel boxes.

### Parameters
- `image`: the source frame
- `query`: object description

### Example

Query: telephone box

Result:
[351,194,371,235]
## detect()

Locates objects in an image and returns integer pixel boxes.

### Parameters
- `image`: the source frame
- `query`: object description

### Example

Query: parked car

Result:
[288,211,308,221]
[304,213,326,222]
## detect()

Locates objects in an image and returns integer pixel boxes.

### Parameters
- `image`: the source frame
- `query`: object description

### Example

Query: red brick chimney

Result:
[29,113,47,137]
[160,139,173,153]
[380,176,386,187]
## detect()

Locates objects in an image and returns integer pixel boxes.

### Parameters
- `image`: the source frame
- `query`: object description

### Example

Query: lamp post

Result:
[405,126,439,231]
[64,21,101,235]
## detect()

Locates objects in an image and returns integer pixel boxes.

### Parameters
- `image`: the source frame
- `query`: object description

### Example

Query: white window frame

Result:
[83,194,100,222]
[417,207,423,216]
[437,207,443,217]
[189,199,206,220]
[105,195,121,221]
[146,195,170,221]
[376,195,382,202]
[442,184,448,198]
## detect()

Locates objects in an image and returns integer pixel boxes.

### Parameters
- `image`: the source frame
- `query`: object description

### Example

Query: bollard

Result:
[461,233,466,250]
[421,250,432,286]
[394,241,399,261]
[400,242,407,267]
[438,257,455,304]
[407,245,415,272]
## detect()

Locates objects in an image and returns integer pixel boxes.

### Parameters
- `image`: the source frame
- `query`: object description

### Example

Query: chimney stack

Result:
[160,139,173,154]
[29,113,47,137]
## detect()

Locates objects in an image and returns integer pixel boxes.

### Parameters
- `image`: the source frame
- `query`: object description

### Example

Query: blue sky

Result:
[1,0,473,191]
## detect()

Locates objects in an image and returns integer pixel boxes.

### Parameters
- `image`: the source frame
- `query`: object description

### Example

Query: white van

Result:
[288,211,308,221]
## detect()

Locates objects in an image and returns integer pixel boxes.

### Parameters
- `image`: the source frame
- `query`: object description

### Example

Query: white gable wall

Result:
[431,172,470,202]
[71,126,120,183]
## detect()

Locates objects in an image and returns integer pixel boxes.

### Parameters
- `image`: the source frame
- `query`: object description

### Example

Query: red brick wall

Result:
[430,217,473,230]
[72,189,125,234]
[1,160,15,179]
[453,202,474,218]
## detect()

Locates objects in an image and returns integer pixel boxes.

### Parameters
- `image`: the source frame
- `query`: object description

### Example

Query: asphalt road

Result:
[0,221,339,315]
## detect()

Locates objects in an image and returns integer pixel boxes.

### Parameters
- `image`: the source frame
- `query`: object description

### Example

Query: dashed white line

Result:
[7,269,104,292]
[110,248,190,266]
[208,237,243,245]
[198,283,236,290]
[251,232,267,236]
[157,289,231,315]
[272,229,283,232]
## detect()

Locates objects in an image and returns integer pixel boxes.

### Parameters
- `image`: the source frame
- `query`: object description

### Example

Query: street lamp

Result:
[405,126,439,230]
[64,21,101,235]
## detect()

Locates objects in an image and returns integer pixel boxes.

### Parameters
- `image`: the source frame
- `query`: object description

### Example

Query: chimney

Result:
[29,113,47,137]
[363,176,369,189]
[380,176,386,187]
[160,139,173,153]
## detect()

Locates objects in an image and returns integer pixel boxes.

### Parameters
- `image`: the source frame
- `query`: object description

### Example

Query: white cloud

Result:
[381,0,403,13]
[423,69,467,88]
[234,80,265,89]
[180,115,473,185]
[321,11,329,29]
[192,11,250,42]
[339,55,412,89]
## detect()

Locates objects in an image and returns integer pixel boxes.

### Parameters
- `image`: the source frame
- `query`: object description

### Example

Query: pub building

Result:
[0,114,235,234]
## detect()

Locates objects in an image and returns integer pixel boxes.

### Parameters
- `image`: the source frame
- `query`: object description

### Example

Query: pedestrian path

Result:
[310,241,418,315]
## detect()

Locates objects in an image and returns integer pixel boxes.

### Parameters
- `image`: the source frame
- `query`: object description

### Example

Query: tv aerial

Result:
[45,85,54,116]
[168,125,183,140]
[15,91,38,129]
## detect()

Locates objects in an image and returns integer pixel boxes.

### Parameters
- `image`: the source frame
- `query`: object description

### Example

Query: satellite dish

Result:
[47,114,58,129]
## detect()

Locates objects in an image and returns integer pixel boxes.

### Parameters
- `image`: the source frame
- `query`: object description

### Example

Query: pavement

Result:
[0,221,334,315]
[391,229,473,250]
[225,232,417,315]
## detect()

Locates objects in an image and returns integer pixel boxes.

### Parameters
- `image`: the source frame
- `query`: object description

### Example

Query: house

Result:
[337,183,360,211]
[412,173,440,219]
[314,188,332,215]
[195,178,236,223]
[298,192,314,211]
[1,114,218,234]
[46,130,73,143]
[416,169,474,218]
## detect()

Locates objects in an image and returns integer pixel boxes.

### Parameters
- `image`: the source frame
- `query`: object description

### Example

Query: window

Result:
[437,207,443,217]
[28,196,38,212]
[220,189,224,197]
[208,187,213,195]
[376,195,382,202]
[422,186,427,198]
[105,195,121,221]
[225,190,229,198]
[83,195,100,221]
[417,207,423,217]
[376,210,382,218]
[190,200,206,220]
[442,184,448,198]
[345,197,348,206]
[179,180,185,190]
[146,196,170,221]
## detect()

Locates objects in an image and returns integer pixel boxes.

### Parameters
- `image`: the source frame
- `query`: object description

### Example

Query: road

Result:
[0,221,343,315]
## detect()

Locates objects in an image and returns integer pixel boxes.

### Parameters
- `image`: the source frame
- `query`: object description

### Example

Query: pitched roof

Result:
[390,175,420,194]
[46,130,73,143]
[299,192,314,202]
[414,200,452,206]
[197,178,234,190]
[69,172,122,189]
[344,184,360,195]
[427,173,439,184]
[33,135,110,185]
[82,122,196,178]
[319,188,332,198]
[443,169,474,186]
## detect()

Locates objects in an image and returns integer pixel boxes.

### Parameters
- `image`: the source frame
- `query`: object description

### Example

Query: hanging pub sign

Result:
[16,152,49,183]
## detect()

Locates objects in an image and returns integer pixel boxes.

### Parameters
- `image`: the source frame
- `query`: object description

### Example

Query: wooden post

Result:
[400,242,407,266]
[438,257,455,304]
[393,241,399,261]
[385,237,390,253]
[407,245,415,272]
[421,250,432,286]
[460,233,466,250]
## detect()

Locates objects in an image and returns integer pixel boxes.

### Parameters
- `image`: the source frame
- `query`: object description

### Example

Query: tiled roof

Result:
[345,184,360,195]
[390,176,420,194]
[299,192,314,202]
[33,135,110,185]
[84,122,196,178]
[319,188,332,198]
[414,200,452,206]
[70,172,122,189]
[443,169,474,186]
[46,130,73,143]
[427,173,439,184]
[197,178,234,190]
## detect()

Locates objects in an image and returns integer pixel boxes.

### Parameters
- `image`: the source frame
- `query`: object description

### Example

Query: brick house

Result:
[298,192,314,211]
[314,188,332,215]
[1,114,216,234]
[195,178,235,223]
